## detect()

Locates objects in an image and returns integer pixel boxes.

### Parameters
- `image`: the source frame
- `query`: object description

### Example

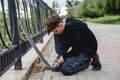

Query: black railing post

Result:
[35,0,43,43]
[0,57,2,75]
[45,7,48,19]
[0,0,55,76]
[8,0,22,70]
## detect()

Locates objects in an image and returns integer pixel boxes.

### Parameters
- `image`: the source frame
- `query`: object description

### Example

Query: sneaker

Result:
[91,54,102,71]
[51,64,62,72]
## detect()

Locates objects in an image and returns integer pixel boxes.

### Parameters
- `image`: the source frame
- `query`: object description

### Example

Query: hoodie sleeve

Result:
[63,34,82,59]
[62,24,82,59]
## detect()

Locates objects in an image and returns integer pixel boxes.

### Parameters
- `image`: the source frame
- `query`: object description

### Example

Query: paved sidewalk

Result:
[29,23,120,80]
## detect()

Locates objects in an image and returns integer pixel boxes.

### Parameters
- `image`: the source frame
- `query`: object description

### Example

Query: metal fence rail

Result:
[0,0,54,76]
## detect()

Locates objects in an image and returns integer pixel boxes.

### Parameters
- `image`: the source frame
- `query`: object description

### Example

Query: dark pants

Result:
[54,35,90,75]
[60,53,90,75]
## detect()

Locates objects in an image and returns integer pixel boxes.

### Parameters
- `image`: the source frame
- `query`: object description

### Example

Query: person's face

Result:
[52,22,64,34]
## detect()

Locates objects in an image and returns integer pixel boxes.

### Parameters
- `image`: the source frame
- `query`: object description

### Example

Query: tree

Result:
[66,0,80,18]
[104,0,120,15]
[116,0,120,10]
[66,0,80,8]
[66,0,73,7]
[66,0,120,18]
[78,0,120,18]
[52,1,60,14]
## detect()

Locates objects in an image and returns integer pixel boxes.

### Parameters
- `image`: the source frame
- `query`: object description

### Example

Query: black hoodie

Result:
[58,18,98,59]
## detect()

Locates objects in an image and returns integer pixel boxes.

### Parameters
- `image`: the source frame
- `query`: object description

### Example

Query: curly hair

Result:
[46,14,62,34]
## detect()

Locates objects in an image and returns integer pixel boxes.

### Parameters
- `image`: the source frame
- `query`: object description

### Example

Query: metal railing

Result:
[0,0,54,76]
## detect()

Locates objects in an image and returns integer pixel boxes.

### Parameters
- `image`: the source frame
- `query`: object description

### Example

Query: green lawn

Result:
[81,15,120,24]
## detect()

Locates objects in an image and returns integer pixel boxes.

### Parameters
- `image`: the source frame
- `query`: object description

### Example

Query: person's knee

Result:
[60,66,76,75]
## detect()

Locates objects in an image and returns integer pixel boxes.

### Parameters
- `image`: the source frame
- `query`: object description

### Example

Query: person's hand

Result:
[57,56,65,64]
[54,56,59,62]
